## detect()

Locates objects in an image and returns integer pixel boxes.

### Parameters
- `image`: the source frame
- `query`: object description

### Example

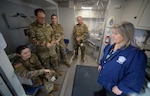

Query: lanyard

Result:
[106,49,116,60]
[106,47,121,61]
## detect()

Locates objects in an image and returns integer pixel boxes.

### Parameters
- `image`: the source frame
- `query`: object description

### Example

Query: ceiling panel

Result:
[6,0,58,8]
[21,0,57,7]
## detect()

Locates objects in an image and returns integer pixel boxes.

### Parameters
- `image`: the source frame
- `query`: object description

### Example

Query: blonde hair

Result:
[112,21,136,48]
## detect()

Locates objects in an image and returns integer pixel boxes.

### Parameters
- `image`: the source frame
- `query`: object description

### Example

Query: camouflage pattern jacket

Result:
[73,23,88,42]
[13,62,45,79]
[28,21,55,52]
[13,54,45,85]
[50,23,64,43]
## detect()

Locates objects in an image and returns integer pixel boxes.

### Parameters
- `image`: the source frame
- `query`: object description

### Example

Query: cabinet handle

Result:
[134,16,137,19]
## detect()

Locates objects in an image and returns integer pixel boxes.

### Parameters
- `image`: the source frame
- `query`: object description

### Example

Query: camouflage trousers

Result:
[74,41,86,57]
[32,70,57,93]
[43,82,54,94]
[56,41,67,63]
[36,46,59,70]
[42,70,58,93]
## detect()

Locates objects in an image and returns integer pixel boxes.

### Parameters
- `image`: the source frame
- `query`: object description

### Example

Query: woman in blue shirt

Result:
[94,21,147,96]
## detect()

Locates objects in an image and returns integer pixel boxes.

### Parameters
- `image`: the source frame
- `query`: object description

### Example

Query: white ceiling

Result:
[21,0,58,7]
[6,0,58,8]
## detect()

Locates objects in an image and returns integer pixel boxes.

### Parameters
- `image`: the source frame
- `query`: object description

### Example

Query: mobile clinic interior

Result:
[0,0,150,96]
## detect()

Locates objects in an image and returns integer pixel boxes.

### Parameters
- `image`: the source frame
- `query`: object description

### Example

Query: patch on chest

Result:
[116,56,126,64]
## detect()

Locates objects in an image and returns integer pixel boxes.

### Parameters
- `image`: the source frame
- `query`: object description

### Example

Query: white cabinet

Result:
[138,0,150,29]
[121,0,150,30]
[121,0,143,24]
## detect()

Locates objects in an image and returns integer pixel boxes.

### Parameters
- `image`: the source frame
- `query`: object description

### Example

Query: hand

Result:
[56,39,60,45]
[112,86,122,95]
[46,42,51,48]
[76,37,80,42]
[44,69,51,74]
[98,65,102,72]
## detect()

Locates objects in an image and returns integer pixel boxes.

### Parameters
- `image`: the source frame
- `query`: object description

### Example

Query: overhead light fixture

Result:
[82,7,93,9]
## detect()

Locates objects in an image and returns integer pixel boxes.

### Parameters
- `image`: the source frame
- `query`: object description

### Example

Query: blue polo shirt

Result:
[98,44,147,95]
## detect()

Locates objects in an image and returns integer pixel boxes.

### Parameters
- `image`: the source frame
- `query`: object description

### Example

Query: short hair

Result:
[34,8,45,16]
[77,16,83,20]
[112,21,135,48]
[16,45,29,54]
[51,14,57,18]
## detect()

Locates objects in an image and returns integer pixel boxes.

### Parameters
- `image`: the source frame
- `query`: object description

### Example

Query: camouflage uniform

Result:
[73,23,88,59]
[13,53,57,93]
[28,21,58,70]
[50,23,67,63]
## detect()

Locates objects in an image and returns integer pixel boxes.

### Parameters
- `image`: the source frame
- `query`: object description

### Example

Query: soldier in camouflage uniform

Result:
[50,14,70,67]
[13,45,59,96]
[73,16,88,62]
[28,8,62,76]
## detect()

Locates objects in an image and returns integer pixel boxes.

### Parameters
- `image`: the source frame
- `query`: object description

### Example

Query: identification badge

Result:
[51,76,56,82]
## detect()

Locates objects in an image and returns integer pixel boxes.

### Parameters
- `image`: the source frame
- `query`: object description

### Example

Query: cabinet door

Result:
[121,0,145,24]
[138,0,150,29]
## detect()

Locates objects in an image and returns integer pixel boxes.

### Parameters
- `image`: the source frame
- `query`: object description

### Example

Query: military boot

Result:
[94,89,106,96]
[81,56,84,62]
[53,85,59,92]
[55,70,62,76]
[49,93,54,96]
[64,61,70,67]
[72,55,77,60]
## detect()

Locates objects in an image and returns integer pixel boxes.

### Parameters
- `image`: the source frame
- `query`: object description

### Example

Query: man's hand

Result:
[56,39,60,45]
[98,65,102,72]
[44,69,51,74]
[46,42,51,48]
[112,86,122,95]
[76,37,80,42]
